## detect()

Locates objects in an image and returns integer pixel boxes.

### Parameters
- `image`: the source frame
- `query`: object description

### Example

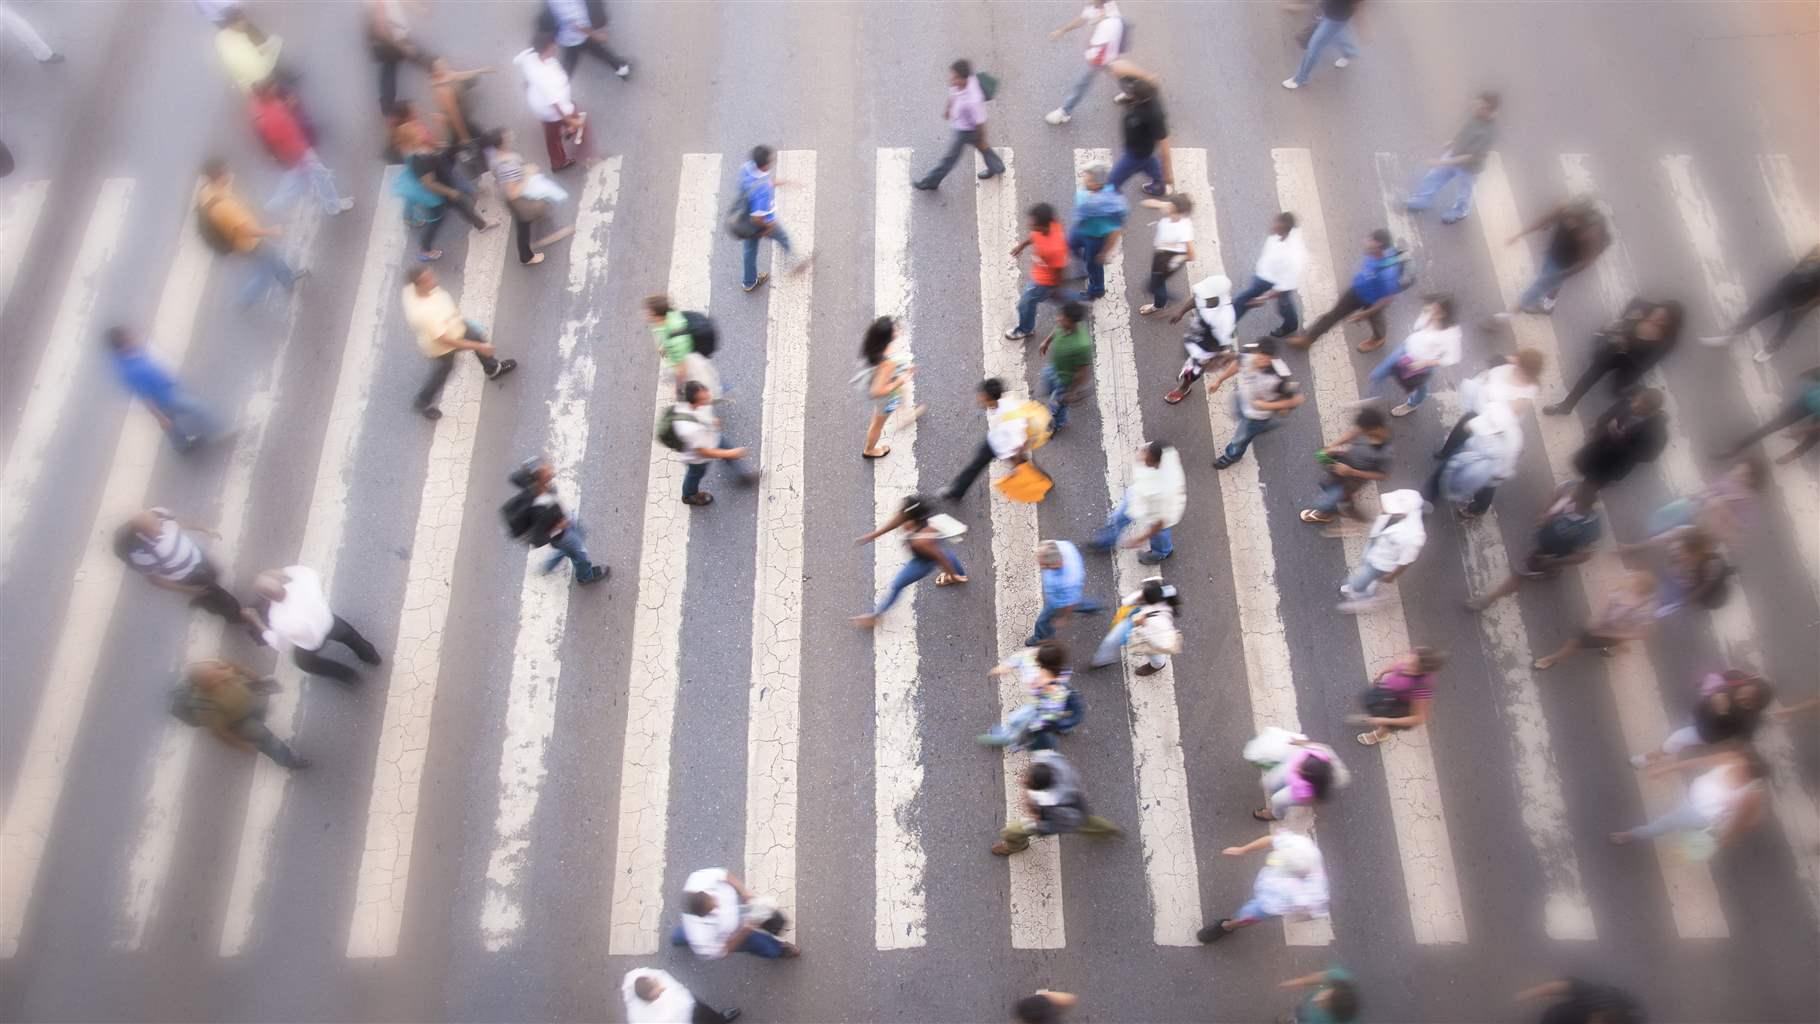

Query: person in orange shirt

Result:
[199,158,302,308]
[1006,202,1069,340]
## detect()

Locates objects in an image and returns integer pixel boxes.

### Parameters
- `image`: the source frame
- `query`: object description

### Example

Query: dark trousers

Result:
[182,563,245,625]
[1230,275,1300,335]
[1734,283,1814,354]
[1730,393,1817,454]
[421,193,486,251]
[1146,250,1183,308]
[691,1001,735,1024]
[945,439,997,500]
[917,128,1003,186]
[1302,286,1384,346]
[416,325,500,410]
[233,716,306,769]
[291,615,380,684]
[541,118,590,171]
[1557,343,1641,413]
[1071,232,1111,300]
[512,214,535,263]
[560,37,628,75]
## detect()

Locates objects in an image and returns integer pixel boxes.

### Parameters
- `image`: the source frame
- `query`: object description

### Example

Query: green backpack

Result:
[976,72,1000,101]
[655,406,699,452]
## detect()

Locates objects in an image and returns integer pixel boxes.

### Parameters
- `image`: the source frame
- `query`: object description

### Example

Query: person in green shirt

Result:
[643,293,694,369]
[1280,967,1359,1024]
[1040,301,1094,429]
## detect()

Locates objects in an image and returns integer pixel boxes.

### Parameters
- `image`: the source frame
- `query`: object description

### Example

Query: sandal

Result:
[521,252,546,266]
[1299,509,1334,524]
[935,572,968,586]
[862,446,891,459]
[1356,336,1386,353]
[1163,388,1188,405]
[1357,730,1385,746]
[1251,807,1276,822]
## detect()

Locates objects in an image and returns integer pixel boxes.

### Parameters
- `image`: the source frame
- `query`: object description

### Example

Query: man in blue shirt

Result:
[1289,228,1402,353]
[738,145,800,293]
[1070,163,1128,301]
[107,326,222,452]
[1029,539,1101,645]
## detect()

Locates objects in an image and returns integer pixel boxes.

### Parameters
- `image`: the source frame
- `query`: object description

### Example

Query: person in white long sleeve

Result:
[514,34,588,171]
[1229,212,1308,339]
[621,968,740,1024]
[1364,293,1462,416]
[1091,441,1185,564]
[247,566,381,684]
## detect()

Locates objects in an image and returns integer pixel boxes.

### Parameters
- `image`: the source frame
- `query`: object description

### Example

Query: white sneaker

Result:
[1044,108,1071,125]
[1334,57,1351,68]
[335,197,355,213]
[1629,754,1650,769]
[1539,294,1557,313]
[1281,78,1300,90]
[1113,90,1133,104]
[1753,346,1775,363]
[1138,303,1159,315]
[1390,402,1415,417]
[1698,333,1734,348]
[615,63,632,79]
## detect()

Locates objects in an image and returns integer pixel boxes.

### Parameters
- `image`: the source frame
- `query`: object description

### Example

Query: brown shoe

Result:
[1134,663,1164,677]
[1164,388,1189,405]
[1356,335,1386,353]
[743,272,769,293]
[682,492,714,506]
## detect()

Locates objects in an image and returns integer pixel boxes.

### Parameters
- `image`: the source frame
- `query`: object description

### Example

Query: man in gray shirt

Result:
[1405,91,1499,225]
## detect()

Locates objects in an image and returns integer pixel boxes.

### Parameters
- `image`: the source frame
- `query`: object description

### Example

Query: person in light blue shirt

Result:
[544,0,632,80]
[1069,163,1128,301]
[1289,228,1403,353]
[107,326,222,452]
[1029,539,1101,645]
[738,145,798,293]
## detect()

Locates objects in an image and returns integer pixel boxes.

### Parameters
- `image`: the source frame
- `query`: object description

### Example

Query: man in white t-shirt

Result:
[249,565,381,684]
[673,381,753,507]
[1045,0,1124,124]
[670,867,798,960]
[1165,274,1237,404]
[620,968,740,1024]
[1230,212,1308,338]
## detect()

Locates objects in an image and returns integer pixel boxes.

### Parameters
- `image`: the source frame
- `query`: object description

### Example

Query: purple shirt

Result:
[948,76,987,132]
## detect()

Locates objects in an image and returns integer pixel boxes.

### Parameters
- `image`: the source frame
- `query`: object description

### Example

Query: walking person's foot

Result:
[721,1011,741,1023]
[418,404,443,420]
[615,63,633,79]
[911,179,938,191]
[1164,387,1189,404]
[335,197,355,213]
[851,613,880,630]
[1136,550,1170,564]
[42,51,65,64]
[1281,78,1301,90]
[487,358,519,380]
[1044,108,1071,125]
[1698,333,1735,348]
[1004,327,1031,340]
[1753,346,1775,364]
[1213,453,1239,469]
[1196,919,1234,943]
[1390,401,1415,417]
[1333,56,1351,68]
[522,252,546,266]
[1356,335,1385,353]
[682,492,714,506]
[1440,213,1465,225]
[578,565,609,585]
[1138,303,1159,315]
[1134,663,1163,677]
[743,272,769,293]
[978,168,998,180]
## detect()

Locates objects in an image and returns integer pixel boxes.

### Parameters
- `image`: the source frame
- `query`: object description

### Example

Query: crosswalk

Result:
[0,137,1815,972]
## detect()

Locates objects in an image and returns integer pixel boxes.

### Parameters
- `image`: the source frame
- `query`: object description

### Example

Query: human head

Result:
[632,976,664,1003]
[1319,978,1361,1022]
[1122,75,1157,104]
[1724,670,1772,709]
[1014,995,1061,1024]
[1513,346,1546,384]
[1473,90,1501,119]
[201,157,230,185]
[1629,386,1664,416]
[1141,440,1165,468]
[104,326,138,353]
[1025,761,1056,792]
[862,316,896,365]
[1058,301,1085,331]
[509,456,552,492]
[533,31,558,57]
[900,494,933,527]
[1034,640,1068,675]
[1641,300,1684,342]
[1167,193,1193,217]
[1036,541,1062,569]
[1731,452,1769,493]
[643,294,672,323]
[978,377,1005,408]
[1365,228,1393,256]
[949,59,972,86]
[1246,337,1278,369]
[1423,293,1457,329]
[1354,406,1389,442]
[1410,646,1448,674]
[1273,211,1297,238]
[1079,163,1109,190]
[1140,579,1167,605]
[683,380,711,407]
[408,266,437,294]
[685,889,717,916]
[122,508,164,541]
[1029,202,1056,232]
[750,145,774,172]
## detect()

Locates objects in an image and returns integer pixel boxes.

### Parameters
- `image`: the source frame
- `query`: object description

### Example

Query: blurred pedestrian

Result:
[672,867,799,959]
[1091,441,1185,563]
[1365,294,1461,417]
[249,565,382,684]
[1546,298,1682,416]
[1612,747,1767,853]
[545,0,633,81]
[1278,968,1361,1023]
[979,641,1077,751]
[1039,301,1094,429]
[251,81,354,217]
[853,494,967,628]
[1624,524,1733,618]
[1045,0,1125,124]
[430,57,494,152]
[1405,92,1498,224]
[647,294,721,402]
[199,158,301,308]
[402,266,517,419]
[621,968,738,1024]
[1136,193,1194,315]
[171,660,308,770]
[1253,733,1348,821]
[1069,163,1127,302]
[1196,830,1331,942]
[1532,569,1657,671]
[735,146,802,292]
[1104,60,1170,196]
[1426,399,1522,518]
[1338,488,1426,611]
[991,748,1123,855]
[1299,407,1390,526]
[1164,274,1236,404]
[0,1,61,62]
[501,456,608,585]
[106,327,224,452]
[858,315,917,459]
[1288,228,1403,353]
[1645,455,1764,548]
[912,59,1003,190]
[1458,344,1545,418]
[1006,203,1069,340]
[1700,244,1820,362]
[1030,541,1099,644]
[399,128,493,263]
[1631,669,1773,770]
[1718,366,1820,465]
[1466,480,1601,610]
[665,381,752,508]
[484,129,572,267]
[1229,212,1307,338]
[1513,978,1646,1024]
[1089,576,1180,676]
[1282,0,1360,90]
[1572,388,1668,497]
[1352,647,1443,746]
[367,0,432,116]
[1213,339,1305,469]
[215,8,280,93]
[515,33,590,172]
[115,507,256,635]
[1013,990,1079,1024]
[938,378,1027,502]
[1505,196,1609,316]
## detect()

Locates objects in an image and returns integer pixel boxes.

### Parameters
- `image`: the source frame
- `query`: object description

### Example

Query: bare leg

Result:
[863,413,888,456]
[1533,635,1584,670]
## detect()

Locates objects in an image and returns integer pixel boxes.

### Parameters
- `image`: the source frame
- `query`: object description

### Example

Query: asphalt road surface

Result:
[1,1,1817,1021]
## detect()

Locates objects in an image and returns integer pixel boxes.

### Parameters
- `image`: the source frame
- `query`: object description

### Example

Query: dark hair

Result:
[1651,299,1685,344]
[1477,90,1501,112]
[901,494,932,524]
[684,890,714,916]
[1168,194,1194,215]
[201,157,228,180]
[1123,77,1157,103]
[1140,579,1179,610]
[1326,979,1361,1021]
[104,326,134,351]
[1029,203,1057,230]
[1277,211,1297,231]
[979,377,1005,401]
[1035,641,1068,674]
[474,128,506,151]
[407,265,433,286]
[862,316,895,365]
[1369,228,1394,250]
[644,294,671,317]
[1025,763,1056,792]
[683,380,711,404]
[1014,995,1060,1024]
[1412,646,1448,674]
[750,145,774,169]
[1059,301,1087,325]
[950,59,972,79]
[1513,347,1546,380]
[1422,293,1456,328]
[1300,754,1335,800]
[1143,440,1166,465]
[508,457,545,489]
[1354,407,1388,431]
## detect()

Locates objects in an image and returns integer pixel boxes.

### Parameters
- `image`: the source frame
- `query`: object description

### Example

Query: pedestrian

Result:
[938,378,1029,502]
[484,129,573,267]
[115,507,257,635]
[1091,441,1185,563]
[1104,60,1171,197]
[1352,647,1443,746]
[1213,339,1305,469]
[991,748,1124,855]
[1571,388,1668,496]
[1164,274,1237,404]
[105,327,224,452]
[665,381,753,508]
[501,456,609,585]
[1532,569,1658,671]
[1624,524,1733,619]
[1459,344,1545,418]
[1700,244,1820,362]
[1364,293,1461,417]
[1717,366,1820,465]
[1044,0,1125,125]
[853,494,968,629]
[399,127,493,263]
[1404,91,1499,224]
[621,969,739,1024]
[735,146,803,293]
[401,266,517,420]
[1645,454,1765,549]
[1136,193,1194,315]
[1006,203,1070,340]
[1299,407,1390,526]
[672,868,799,959]
[1030,541,1100,644]
[199,158,301,308]
[248,566,382,684]
[1012,990,1080,1024]
[1513,978,1646,1024]
[1,1,60,62]
[545,0,633,80]
[515,33,590,173]
[1545,298,1683,416]
[250,80,353,216]
[214,7,281,94]
[1229,212,1307,338]
[1278,968,1361,1024]
[1426,398,1523,518]
[1196,830,1331,942]
[858,315,918,459]
[171,660,308,770]
[979,641,1077,751]
[1610,747,1768,853]
[430,57,495,159]
[1039,301,1094,429]
[367,0,432,116]
[1466,480,1601,610]
[1068,163,1128,302]
[1251,732,1348,821]
[646,294,721,402]
[1287,228,1404,353]
[1505,195,1609,316]
[1337,488,1426,611]
[912,59,1003,190]
[1630,669,1774,770]
[1281,0,1361,90]
[1089,576,1180,676]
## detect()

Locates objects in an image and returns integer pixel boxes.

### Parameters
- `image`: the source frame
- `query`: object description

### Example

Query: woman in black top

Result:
[1572,387,1667,495]
[1545,298,1682,415]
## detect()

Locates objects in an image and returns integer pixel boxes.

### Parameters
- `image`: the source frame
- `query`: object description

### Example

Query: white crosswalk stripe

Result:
[0,178,50,320]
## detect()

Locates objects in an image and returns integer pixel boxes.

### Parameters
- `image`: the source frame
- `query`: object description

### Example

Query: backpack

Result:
[655,406,700,452]
[168,684,204,727]
[670,310,718,357]
[500,489,538,540]
[197,199,235,255]
[1536,508,1601,556]
[725,185,760,240]
[976,71,1000,101]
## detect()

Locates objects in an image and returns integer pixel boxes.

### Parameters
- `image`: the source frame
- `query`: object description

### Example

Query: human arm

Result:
[1255,391,1305,412]
[1009,236,1032,259]
[1277,971,1331,991]
[868,361,899,399]
[1222,834,1275,857]
[699,444,749,461]
[1166,295,1197,324]
[1035,991,1079,1009]
[1562,227,1609,276]
[1513,980,1573,1003]
[1158,136,1175,191]
[1050,13,1088,39]
[1772,696,1820,721]
[433,86,471,143]
[858,510,910,544]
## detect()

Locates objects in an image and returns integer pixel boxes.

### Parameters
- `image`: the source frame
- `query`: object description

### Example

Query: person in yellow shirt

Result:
[199,159,302,308]
[401,266,518,419]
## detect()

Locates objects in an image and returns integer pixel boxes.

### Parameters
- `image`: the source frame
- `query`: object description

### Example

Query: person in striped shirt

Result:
[115,507,256,637]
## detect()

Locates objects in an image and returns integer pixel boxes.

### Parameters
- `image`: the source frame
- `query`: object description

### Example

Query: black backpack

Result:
[500,489,538,540]
[197,199,235,255]
[671,310,718,357]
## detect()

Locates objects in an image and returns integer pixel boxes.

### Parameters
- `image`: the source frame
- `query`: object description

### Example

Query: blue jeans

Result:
[1407,163,1476,221]
[1032,596,1101,642]
[682,461,710,499]
[1071,231,1111,300]
[1060,62,1104,114]
[1309,478,1350,515]
[1519,252,1570,312]
[741,222,792,288]
[1092,494,1173,557]
[1015,282,1057,335]
[1109,150,1164,193]
[1041,363,1074,428]
[152,390,222,450]
[1229,275,1300,335]
[544,522,599,577]
[875,543,964,615]
[1222,406,1281,461]
[1345,561,1387,596]
[1092,614,1166,669]
[266,150,347,215]
[1367,342,1430,407]
[1291,16,1359,85]
[670,922,787,959]
[236,242,297,306]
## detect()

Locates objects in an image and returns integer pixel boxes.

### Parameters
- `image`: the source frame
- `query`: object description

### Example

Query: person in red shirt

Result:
[1007,202,1070,340]
[251,81,353,216]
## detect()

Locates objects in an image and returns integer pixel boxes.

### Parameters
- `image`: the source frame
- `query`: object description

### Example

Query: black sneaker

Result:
[418,404,442,420]
[488,358,519,380]
[578,565,609,585]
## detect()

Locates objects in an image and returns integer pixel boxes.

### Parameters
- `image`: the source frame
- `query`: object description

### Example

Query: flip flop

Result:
[1300,509,1333,524]
[1357,731,1385,746]
[862,446,891,459]
[935,572,967,586]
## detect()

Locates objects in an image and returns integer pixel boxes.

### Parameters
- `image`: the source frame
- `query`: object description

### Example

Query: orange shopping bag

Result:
[994,461,1053,503]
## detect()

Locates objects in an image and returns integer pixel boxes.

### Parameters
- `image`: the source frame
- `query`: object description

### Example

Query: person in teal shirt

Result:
[1280,967,1359,1023]
[1068,163,1127,301]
